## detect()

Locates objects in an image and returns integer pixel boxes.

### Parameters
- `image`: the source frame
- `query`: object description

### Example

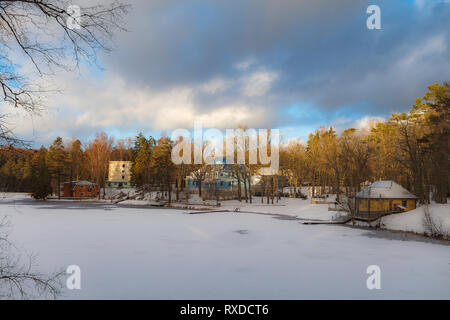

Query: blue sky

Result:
[2,0,450,147]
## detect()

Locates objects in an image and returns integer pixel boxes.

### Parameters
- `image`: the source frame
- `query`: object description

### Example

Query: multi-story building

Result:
[106,161,133,188]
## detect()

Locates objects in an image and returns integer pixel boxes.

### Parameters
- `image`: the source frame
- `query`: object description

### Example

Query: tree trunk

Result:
[248,173,252,204]
[271,176,274,204]
[57,172,61,200]
[243,173,248,203]
[237,169,242,202]
[168,180,172,206]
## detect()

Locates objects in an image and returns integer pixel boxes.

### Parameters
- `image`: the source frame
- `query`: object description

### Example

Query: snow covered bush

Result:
[422,205,449,239]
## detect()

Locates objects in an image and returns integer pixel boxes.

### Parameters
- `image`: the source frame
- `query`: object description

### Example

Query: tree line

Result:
[0,134,132,199]
[280,83,449,205]
[0,83,448,204]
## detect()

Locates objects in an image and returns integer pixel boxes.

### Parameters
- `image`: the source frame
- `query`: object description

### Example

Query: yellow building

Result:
[356,181,417,216]
[106,161,133,188]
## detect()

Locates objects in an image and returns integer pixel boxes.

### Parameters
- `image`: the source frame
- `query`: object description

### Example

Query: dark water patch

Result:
[361,228,450,246]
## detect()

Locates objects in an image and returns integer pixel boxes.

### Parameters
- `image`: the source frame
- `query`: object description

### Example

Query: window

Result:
[402,200,407,207]
[122,176,125,180]
[80,192,85,197]
[122,164,125,168]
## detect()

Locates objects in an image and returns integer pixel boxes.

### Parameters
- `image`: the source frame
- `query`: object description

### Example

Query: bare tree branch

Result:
[0,0,129,145]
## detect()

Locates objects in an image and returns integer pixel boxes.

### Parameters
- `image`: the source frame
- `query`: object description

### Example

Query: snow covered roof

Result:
[62,180,97,186]
[356,181,417,199]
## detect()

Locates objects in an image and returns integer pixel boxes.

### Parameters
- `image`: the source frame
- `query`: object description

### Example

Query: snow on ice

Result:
[0,193,449,299]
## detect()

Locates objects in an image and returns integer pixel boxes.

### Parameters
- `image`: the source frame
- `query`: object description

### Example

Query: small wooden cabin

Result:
[356,181,417,219]
[61,181,99,198]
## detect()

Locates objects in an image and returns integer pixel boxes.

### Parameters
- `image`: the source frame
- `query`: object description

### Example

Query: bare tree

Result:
[0,217,63,299]
[84,132,113,199]
[0,0,129,144]
[422,205,448,239]
[2,2,129,295]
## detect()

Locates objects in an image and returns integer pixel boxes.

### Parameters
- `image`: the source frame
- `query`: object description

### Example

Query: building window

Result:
[122,176,125,180]
[402,200,407,207]
[122,164,125,168]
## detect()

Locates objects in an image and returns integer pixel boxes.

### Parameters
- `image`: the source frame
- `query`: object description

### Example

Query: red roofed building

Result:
[61,181,99,198]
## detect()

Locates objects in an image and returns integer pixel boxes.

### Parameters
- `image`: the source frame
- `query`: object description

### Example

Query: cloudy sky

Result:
[4,0,450,147]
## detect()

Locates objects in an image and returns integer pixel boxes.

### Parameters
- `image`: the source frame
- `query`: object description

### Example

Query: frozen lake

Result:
[1,196,449,299]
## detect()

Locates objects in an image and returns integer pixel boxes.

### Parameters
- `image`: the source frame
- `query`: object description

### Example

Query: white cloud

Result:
[3,68,270,145]
[241,70,279,97]
[354,116,384,131]
[234,58,256,71]
[414,0,450,8]
[200,77,230,94]
[402,35,446,66]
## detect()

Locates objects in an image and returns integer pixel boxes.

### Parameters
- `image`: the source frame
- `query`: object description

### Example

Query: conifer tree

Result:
[46,137,68,199]
[31,147,52,200]
[151,137,176,205]
[130,134,155,189]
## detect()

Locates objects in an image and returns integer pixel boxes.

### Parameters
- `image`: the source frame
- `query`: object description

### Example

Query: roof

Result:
[356,180,417,199]
[62,180,97,186]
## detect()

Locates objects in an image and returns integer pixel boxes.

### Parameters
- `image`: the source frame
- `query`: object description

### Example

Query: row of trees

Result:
[280,83,449,204]
[1,83,448,204]
[130,134,177,203]
[0,134,132,199]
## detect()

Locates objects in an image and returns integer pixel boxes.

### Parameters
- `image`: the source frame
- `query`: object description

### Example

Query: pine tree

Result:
[31,147,52,200]
[151,137,176,205]
[130,133,155,188]
[46,137,68,199]
[412,83,450,203]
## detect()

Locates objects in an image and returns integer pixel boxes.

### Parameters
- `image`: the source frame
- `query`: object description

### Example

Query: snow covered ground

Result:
[120,197,339,221]
[381,204,450,237]
[0,193,449,299]
[219,198,339,221]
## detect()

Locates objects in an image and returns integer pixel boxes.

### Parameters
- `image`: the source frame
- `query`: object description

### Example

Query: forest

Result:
[0,83,448,204]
